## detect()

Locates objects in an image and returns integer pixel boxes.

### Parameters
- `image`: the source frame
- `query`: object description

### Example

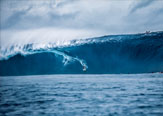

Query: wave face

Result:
[0,31,163,76]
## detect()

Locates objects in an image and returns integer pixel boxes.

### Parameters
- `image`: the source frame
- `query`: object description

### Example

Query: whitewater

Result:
[0,32,163,116]
[0,31,163,76]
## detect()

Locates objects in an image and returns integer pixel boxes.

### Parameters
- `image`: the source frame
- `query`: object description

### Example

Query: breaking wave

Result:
[0,31,163,76]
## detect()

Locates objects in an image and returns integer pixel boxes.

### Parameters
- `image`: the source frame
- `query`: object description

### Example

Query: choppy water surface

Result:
[0,74,163,116]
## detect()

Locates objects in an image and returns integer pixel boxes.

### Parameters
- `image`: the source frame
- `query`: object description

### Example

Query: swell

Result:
[0,31,163,76]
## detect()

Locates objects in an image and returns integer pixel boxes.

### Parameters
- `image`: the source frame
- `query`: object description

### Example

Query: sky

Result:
[0,0,163,46]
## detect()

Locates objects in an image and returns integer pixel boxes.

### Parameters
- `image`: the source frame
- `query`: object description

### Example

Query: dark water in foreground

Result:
[0,74,163,116]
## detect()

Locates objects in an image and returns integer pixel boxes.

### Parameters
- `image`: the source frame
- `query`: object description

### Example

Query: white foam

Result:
[0,28,104,48]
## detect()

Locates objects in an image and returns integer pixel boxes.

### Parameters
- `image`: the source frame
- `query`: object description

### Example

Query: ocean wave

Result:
[0,31,163,75]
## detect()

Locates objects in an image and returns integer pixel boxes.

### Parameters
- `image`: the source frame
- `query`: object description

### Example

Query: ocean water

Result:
[0,74,163,116]
[1,31,163,76]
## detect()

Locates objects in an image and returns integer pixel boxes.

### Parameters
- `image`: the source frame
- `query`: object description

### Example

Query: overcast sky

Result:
[0,0,163,46]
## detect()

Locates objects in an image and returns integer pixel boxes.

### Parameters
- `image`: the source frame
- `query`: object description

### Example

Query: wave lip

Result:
[0,31,163,76]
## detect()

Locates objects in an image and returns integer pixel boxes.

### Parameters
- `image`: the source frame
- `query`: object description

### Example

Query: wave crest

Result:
[0,31,163,75]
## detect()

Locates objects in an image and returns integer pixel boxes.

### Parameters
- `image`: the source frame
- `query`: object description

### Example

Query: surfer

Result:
[83,66,87,71]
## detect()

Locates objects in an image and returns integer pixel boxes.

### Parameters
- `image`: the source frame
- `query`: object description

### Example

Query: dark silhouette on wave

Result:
[0,31,163,76]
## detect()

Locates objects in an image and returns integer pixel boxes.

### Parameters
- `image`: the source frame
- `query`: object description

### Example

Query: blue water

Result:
[0,74,163,116]
[0,31,163,76]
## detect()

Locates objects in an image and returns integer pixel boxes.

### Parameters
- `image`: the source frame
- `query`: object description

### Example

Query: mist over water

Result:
[0,31,163,76]
[1,0,163,116]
